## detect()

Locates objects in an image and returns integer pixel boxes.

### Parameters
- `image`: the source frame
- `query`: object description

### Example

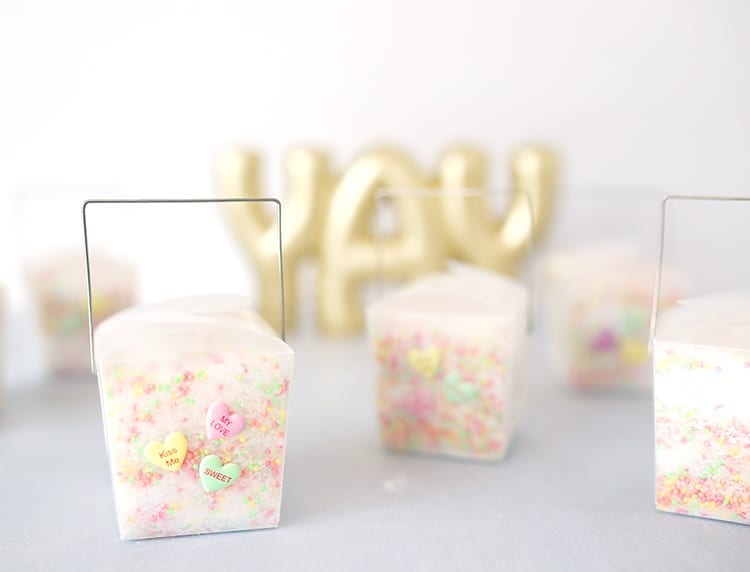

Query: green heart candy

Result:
[622,307,646,336]
[199,454,241,493]
[443,371,479,403]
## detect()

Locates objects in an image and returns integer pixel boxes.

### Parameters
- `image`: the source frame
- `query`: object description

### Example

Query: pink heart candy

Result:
[402,388,436,420]
[206,401,245,439]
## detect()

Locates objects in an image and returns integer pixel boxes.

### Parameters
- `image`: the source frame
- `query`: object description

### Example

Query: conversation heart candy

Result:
[443,371,479,403]
[144,432,187,471]
[590,328,618,353]
[199,455,240,492]
[620,337,648,365]
[206,400,245,439]
[407,347,440,377]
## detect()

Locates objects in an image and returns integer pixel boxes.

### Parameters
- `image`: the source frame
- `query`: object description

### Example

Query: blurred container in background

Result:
[366,189,533,461]
[14,186,138,378]
[539,189,686,393]
[28,250,136,375]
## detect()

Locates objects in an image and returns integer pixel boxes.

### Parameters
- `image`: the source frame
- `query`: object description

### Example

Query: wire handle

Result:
[374,188,536,333]
[648,194,750,351]
[82,198,285,372]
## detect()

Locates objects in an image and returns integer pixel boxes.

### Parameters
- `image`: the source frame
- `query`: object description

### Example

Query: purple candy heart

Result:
[590,329,618,352]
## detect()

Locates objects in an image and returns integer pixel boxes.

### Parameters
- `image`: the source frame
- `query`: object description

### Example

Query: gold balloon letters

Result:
[215,144,558,335]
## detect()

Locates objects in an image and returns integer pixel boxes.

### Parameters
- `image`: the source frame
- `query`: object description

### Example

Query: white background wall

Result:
[1,0,750,378]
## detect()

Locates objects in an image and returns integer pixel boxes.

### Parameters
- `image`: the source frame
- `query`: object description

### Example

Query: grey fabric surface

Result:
[1,336,747,571]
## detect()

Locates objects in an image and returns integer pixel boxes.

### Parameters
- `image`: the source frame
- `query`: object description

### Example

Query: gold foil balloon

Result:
[318,147,444,334]
[216,144,559,335]
[439,145,559,272]
[438,146,489,260]
[214,146,333,332]
[510,145,558,243]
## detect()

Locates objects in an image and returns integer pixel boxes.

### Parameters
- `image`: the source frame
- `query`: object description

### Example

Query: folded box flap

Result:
[656,290,750,349]
[368,268,528,321]
[94,294,291,363]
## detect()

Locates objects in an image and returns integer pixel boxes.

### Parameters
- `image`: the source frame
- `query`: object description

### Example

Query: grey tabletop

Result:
[1,336,747,571]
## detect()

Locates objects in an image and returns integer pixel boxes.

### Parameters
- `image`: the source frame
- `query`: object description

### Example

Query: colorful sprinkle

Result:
[654,341,750,525]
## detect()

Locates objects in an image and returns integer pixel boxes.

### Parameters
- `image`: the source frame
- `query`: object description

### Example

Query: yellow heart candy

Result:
[620,338,648,365]
[144,432,188,472]
[407,347,440,378]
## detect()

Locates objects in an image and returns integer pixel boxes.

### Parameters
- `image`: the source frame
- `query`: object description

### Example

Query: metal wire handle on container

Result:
[82,198,285,372]
[374,188,537,333]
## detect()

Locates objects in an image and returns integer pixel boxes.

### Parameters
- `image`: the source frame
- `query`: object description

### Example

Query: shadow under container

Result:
[653,294,750,525]
[94,295,293,539]
[366,270,528,461]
